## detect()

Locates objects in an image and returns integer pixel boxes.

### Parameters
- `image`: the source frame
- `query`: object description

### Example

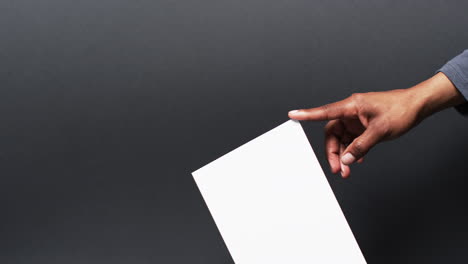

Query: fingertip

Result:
[288,110,304,120]
[327,155,341,174]
[340,163,350,178]
[341,168,350,178]
[331,164,340,174]
[341,171,350,179]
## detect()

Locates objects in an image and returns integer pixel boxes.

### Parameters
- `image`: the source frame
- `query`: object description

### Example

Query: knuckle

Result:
[352,139,367,157]
[321,103,331,112]
[350,93,364,103]
[324,121,334,134]
[350,93,366,112]
[321,104,331,119]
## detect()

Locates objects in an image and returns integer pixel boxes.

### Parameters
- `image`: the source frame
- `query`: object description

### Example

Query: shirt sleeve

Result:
[437,50,468,115]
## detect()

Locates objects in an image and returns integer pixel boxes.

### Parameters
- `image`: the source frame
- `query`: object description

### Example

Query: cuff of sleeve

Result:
[437,63,468,116]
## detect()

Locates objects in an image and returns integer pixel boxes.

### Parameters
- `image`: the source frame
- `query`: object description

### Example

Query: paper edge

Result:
[192,119,300,177]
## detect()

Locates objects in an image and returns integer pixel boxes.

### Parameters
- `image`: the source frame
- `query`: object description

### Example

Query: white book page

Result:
[192,120,366,264]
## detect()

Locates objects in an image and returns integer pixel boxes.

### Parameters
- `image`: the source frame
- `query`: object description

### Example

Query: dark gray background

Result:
[1,0,468,263]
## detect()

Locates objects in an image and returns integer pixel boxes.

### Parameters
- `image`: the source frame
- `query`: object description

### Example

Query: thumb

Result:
[341,126,383,165]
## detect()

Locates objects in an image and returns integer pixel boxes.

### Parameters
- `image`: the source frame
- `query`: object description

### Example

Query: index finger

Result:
[288,97,357,121]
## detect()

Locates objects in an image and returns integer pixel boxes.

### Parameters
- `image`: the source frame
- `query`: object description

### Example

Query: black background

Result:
[1,0,468,263]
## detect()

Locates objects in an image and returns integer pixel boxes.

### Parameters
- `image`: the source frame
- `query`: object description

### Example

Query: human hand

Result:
[288,72,465,178]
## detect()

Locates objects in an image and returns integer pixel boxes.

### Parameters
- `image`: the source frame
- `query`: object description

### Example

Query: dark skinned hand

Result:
[288,72,466,178]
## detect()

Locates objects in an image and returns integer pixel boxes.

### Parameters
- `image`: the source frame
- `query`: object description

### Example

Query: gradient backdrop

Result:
[1,0,468,263]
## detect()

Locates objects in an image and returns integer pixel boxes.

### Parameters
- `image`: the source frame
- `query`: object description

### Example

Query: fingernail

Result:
[288,110,299,115]
[341,153,356,165]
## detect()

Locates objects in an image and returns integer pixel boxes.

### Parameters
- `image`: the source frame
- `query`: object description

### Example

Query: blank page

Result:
[192,120,366,264]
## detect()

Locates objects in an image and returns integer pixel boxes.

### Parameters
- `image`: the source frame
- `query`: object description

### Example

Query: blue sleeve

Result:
[438,50,468,115]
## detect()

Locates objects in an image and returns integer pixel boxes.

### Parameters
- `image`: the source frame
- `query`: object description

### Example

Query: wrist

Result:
[408,72,466,118]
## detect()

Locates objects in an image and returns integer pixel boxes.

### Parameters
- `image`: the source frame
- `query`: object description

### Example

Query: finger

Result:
[326,134,341,173]
[341,162,351,178]
[357,157,364,163]
[340,143,351,178]
[288,97,357,121]
[325,120,343,174]
[341,125,383,165]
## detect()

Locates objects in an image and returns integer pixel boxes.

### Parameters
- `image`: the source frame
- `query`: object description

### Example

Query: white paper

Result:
[192,120,366,264]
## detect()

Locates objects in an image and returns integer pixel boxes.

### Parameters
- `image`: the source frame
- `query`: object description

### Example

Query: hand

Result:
[288,72,465,178]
